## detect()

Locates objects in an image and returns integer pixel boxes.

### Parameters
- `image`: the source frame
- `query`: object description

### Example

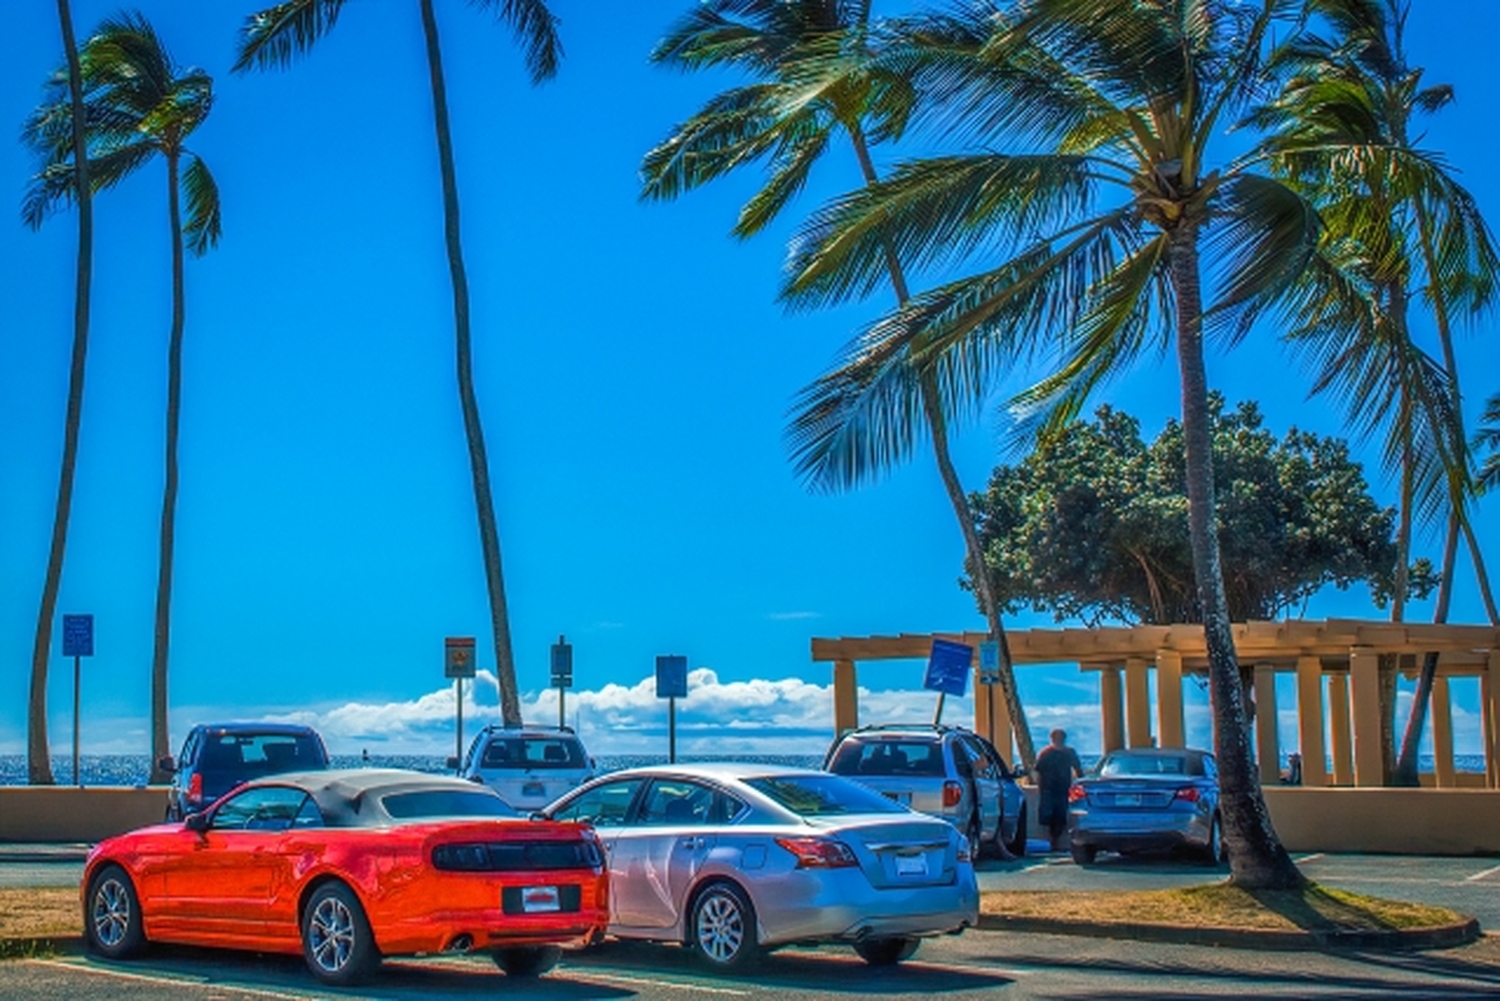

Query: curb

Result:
[0,852,88,865]
[975,913,1482,950]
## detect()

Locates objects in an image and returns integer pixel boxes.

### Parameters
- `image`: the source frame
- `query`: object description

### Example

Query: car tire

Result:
[301,882,380,986]
[1203,815,1226,865]
[690,881,762,970]
[84,865,147,960]
[493,945,562,977]
[852,936,920,966]
[1070,843,1097,865]
[965,816,982,862]
[1005,804,1028,858]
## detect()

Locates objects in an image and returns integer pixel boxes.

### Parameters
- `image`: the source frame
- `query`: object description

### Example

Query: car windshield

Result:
[199,732,325,775]
[380,789,517,820]
[827,738,945,777]
[480,737,584,770]
[745,775,908,816]
[1097,753,1198,778]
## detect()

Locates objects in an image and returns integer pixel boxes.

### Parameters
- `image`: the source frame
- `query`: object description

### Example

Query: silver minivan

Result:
[452,725,597,812]
[824,724,1026,859]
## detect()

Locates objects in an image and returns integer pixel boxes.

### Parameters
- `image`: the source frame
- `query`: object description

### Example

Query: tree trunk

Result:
[29,0,95,785]
[848,126,1037,770]
[419,0,521,726]
[149,151,186,784]
[1393,514,1456,786]
[1168,224,1302,889]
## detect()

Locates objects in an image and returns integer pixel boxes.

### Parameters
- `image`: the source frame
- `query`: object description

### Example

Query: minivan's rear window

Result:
[199,732,326,774]
[745,775,907,816]
[826,739,945,777]
[481,738,584,770]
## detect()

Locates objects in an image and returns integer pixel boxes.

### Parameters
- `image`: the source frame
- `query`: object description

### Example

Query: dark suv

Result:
[161,722,330,820]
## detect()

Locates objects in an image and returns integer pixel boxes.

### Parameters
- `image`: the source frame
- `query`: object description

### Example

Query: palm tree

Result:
[21,0,96,785]
[25,12,222,785]
[234,0,562,727]
[780,0,1313,888]
[1254,0,1499,785]
[642,0,1037,771]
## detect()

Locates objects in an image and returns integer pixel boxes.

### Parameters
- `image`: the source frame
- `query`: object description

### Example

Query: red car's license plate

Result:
[520,886,560,912]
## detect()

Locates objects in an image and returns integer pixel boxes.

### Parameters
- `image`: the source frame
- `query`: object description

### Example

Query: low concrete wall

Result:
[0,787,167,843]
[1262,787,1500,855]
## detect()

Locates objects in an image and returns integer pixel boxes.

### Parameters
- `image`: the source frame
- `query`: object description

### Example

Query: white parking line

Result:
[1295,853,1325,863]
[569,971,750,995]
[26,959,328,1000]
[1464,863,1500,883]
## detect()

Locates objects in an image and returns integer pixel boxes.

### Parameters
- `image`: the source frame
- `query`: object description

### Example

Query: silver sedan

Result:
[542,763,979,970]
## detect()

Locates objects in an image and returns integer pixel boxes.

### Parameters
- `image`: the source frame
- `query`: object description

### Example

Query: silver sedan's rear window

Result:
[1098,753,1200,777]
[745,775,908,816]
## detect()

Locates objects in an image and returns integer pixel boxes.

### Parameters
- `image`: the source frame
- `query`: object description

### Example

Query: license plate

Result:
[895,854,928,877]
[882,791,911,805]
[520,886,560,913]
[1116,793,1141,807]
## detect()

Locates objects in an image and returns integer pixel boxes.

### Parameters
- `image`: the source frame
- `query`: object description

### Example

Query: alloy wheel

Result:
[309,895,356,973]
[695,891,745,964]
[91,877,131,947]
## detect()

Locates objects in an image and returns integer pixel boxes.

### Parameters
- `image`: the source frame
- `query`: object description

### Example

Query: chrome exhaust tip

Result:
[447,934,474,953]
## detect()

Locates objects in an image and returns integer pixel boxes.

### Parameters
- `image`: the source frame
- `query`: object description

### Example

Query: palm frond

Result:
[640,84,786,204]
[234,0,347,73]
[1476,393,1500,492]
[1201,172,1321,341]
[472,0,564,84]
[181,153,222,256]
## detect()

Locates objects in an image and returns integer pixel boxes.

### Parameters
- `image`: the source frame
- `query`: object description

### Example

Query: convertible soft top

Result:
[244,768,511,827]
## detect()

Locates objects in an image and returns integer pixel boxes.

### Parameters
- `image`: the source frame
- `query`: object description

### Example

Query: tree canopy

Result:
[970,397,1434,626]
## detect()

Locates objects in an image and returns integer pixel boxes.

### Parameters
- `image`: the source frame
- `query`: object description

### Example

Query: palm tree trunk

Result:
[848,126,1037,770]
[419,0,521,726]
[1168,224,1302,889]
[1393,513,1456,786]
[149,150,185,784]
[29,0,95,785]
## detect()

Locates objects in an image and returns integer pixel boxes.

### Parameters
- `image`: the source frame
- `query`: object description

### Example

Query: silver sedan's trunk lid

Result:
[808,814,958,889]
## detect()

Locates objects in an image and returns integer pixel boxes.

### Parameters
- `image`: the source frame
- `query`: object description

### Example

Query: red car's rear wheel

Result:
[302,882,379,986]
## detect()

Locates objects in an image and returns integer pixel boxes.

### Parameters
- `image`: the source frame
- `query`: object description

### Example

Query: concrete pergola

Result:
[812,619,1500,788]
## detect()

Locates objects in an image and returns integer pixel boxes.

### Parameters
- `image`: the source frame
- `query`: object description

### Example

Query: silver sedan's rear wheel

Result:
[853,936,920,966]
[690,881,762,970]
[85,865,146,959]
[302,882,379,986]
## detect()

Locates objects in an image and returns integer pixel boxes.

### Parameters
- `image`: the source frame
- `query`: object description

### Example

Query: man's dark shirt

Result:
[1035,744,1083,813]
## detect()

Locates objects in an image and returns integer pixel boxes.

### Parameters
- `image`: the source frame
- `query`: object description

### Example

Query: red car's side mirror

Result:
[184,812,210,834]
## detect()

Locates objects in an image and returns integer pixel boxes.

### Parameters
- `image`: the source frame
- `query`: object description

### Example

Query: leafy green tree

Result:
[234,0,562,726]
[642,0,1037,769]
[1255,0,1499,785]
[21,0,95,785]
[970,399,1431,627]
[25,11,222,785]
[781,0,1314,887]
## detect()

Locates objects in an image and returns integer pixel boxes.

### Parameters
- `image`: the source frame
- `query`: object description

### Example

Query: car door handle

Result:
[679,836,702,849]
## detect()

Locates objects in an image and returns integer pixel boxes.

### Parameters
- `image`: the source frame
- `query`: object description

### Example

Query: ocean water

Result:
[0,752,1486,787]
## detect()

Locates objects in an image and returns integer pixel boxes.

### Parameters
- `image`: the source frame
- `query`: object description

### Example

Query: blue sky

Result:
[1,1,1496,763]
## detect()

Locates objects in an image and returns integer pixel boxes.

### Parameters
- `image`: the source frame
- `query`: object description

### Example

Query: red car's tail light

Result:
[1067,783,1087,803]
[432,840,603,872]
[187,772,202,804]
[1174,786,1202,803]
[774,837,859,869]
[942,781,963,808]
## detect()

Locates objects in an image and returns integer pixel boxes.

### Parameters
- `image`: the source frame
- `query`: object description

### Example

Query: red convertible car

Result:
[81,769,608,985]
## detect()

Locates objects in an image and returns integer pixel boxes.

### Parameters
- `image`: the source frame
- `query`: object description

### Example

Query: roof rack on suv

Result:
[847,722,971,735]
[475,723,576,735]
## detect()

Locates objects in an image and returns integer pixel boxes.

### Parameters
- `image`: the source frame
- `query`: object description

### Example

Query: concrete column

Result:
[1349,646,1384,787]
[1328,673,1354,786]
[833,660,858,736]
[1431,675,1455,789]
[1295,656,1327,786]
[1125,657,1152,749]
[1155,650,1185,749]
[1254,662,1280,785]
[1486,652,1500,789]
[1100,666,1125,753]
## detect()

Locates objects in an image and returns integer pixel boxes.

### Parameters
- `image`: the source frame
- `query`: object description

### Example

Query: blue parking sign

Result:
[656,655,688,699]
[924,639,972,697]
[62,614,93,658]
[979,640,1000,685]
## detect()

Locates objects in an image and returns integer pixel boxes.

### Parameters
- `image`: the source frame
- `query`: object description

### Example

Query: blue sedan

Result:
[1067,748,1225,865]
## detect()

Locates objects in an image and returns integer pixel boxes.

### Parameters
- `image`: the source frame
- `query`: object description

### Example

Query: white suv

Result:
[453,725,597,811]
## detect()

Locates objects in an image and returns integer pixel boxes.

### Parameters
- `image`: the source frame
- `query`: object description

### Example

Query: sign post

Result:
[924,638,973,726]
[979,640,1000,749]
[655,655,688,763]
[445,637,476,772]
[62,614,93,788]
[551,636,573,728]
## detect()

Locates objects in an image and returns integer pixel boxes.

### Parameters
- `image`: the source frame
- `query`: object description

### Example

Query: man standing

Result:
[1035,728,1083,852]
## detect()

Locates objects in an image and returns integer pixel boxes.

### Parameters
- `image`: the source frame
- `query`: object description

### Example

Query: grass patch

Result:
[981,882,1467,933]
[0,888,77,948]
